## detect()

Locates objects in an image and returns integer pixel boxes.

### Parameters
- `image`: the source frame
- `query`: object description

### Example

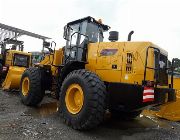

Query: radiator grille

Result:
[126,53,133,73]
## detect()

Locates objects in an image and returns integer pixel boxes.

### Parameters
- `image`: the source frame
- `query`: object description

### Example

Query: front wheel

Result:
[20,67,44,106]
[59,69,107,130]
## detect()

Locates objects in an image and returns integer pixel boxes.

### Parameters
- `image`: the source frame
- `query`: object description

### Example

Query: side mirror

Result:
[63,25,69,40]
[43,41,51,47]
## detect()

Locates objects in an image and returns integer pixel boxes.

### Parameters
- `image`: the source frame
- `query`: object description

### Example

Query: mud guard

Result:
[2,66,26,90]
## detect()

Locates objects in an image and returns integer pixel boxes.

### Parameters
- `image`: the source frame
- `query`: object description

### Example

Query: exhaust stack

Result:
[128,31,134,41]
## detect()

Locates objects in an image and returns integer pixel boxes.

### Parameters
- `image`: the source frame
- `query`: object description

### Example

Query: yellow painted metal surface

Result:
[155,77,180,121]
[2,66,26,90]
[121,42,155,84]
[96,70,122,82]
[65,84,84,114]
[22,77,30,96]
[39,48,63,76]
[86,41,164,86]
[173,77,180,89]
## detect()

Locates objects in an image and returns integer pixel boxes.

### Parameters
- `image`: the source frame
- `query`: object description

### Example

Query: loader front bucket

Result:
[156,77,180,121]
[2,66,26,90]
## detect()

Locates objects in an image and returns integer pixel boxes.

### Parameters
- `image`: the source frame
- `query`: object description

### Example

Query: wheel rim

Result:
[22,77,30,96]
[65,84,84,114]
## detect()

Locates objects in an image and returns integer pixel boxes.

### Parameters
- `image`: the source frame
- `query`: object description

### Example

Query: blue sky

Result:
[0,0,180,59]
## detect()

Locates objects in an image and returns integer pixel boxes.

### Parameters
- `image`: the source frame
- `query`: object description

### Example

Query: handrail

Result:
[143,46,160,87]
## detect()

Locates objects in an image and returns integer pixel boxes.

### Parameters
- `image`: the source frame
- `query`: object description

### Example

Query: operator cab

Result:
[0,38,26,66]
[63,16,110,63]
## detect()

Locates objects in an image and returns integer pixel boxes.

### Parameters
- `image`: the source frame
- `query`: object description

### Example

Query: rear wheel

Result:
[59,69,107,130]
[20,67,44,106]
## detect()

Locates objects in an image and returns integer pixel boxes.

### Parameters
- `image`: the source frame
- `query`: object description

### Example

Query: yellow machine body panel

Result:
[173,77,180,89]
[2,66,26,90]
[86,42,123,82]
[39,48,63,76]
[155,76,180,121]
[5,50,31,66]
[86,41,162,85]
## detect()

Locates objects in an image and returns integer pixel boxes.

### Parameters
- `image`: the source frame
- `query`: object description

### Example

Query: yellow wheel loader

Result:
[19,16,176,130]
[0,38,31,90]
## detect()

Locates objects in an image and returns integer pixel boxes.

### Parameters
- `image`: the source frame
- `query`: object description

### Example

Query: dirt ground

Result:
[0,89,180,140]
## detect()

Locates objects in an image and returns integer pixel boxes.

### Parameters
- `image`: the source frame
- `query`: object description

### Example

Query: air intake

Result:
[108,31,119,42]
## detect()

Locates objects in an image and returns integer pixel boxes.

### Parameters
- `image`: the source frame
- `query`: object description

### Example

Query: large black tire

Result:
[59,69,107,130]
[20,67,44,106]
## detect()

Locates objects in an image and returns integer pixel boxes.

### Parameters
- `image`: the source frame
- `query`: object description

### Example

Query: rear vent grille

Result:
[126,53,133,73]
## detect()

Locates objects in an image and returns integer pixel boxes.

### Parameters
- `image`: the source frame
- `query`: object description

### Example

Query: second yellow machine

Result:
[19,17,176,130]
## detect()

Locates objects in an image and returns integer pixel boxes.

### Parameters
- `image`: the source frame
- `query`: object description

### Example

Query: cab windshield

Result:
[13,54,29,67]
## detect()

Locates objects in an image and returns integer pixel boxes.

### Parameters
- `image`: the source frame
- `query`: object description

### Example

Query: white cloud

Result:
[0,0,180,59]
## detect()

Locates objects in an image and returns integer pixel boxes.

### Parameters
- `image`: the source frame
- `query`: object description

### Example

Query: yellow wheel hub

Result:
[22,77,30,96]
[65,84,84,114]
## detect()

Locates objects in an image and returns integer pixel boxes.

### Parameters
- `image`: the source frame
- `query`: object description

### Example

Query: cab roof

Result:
[7,50,31,56]
[67,16,110,31]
